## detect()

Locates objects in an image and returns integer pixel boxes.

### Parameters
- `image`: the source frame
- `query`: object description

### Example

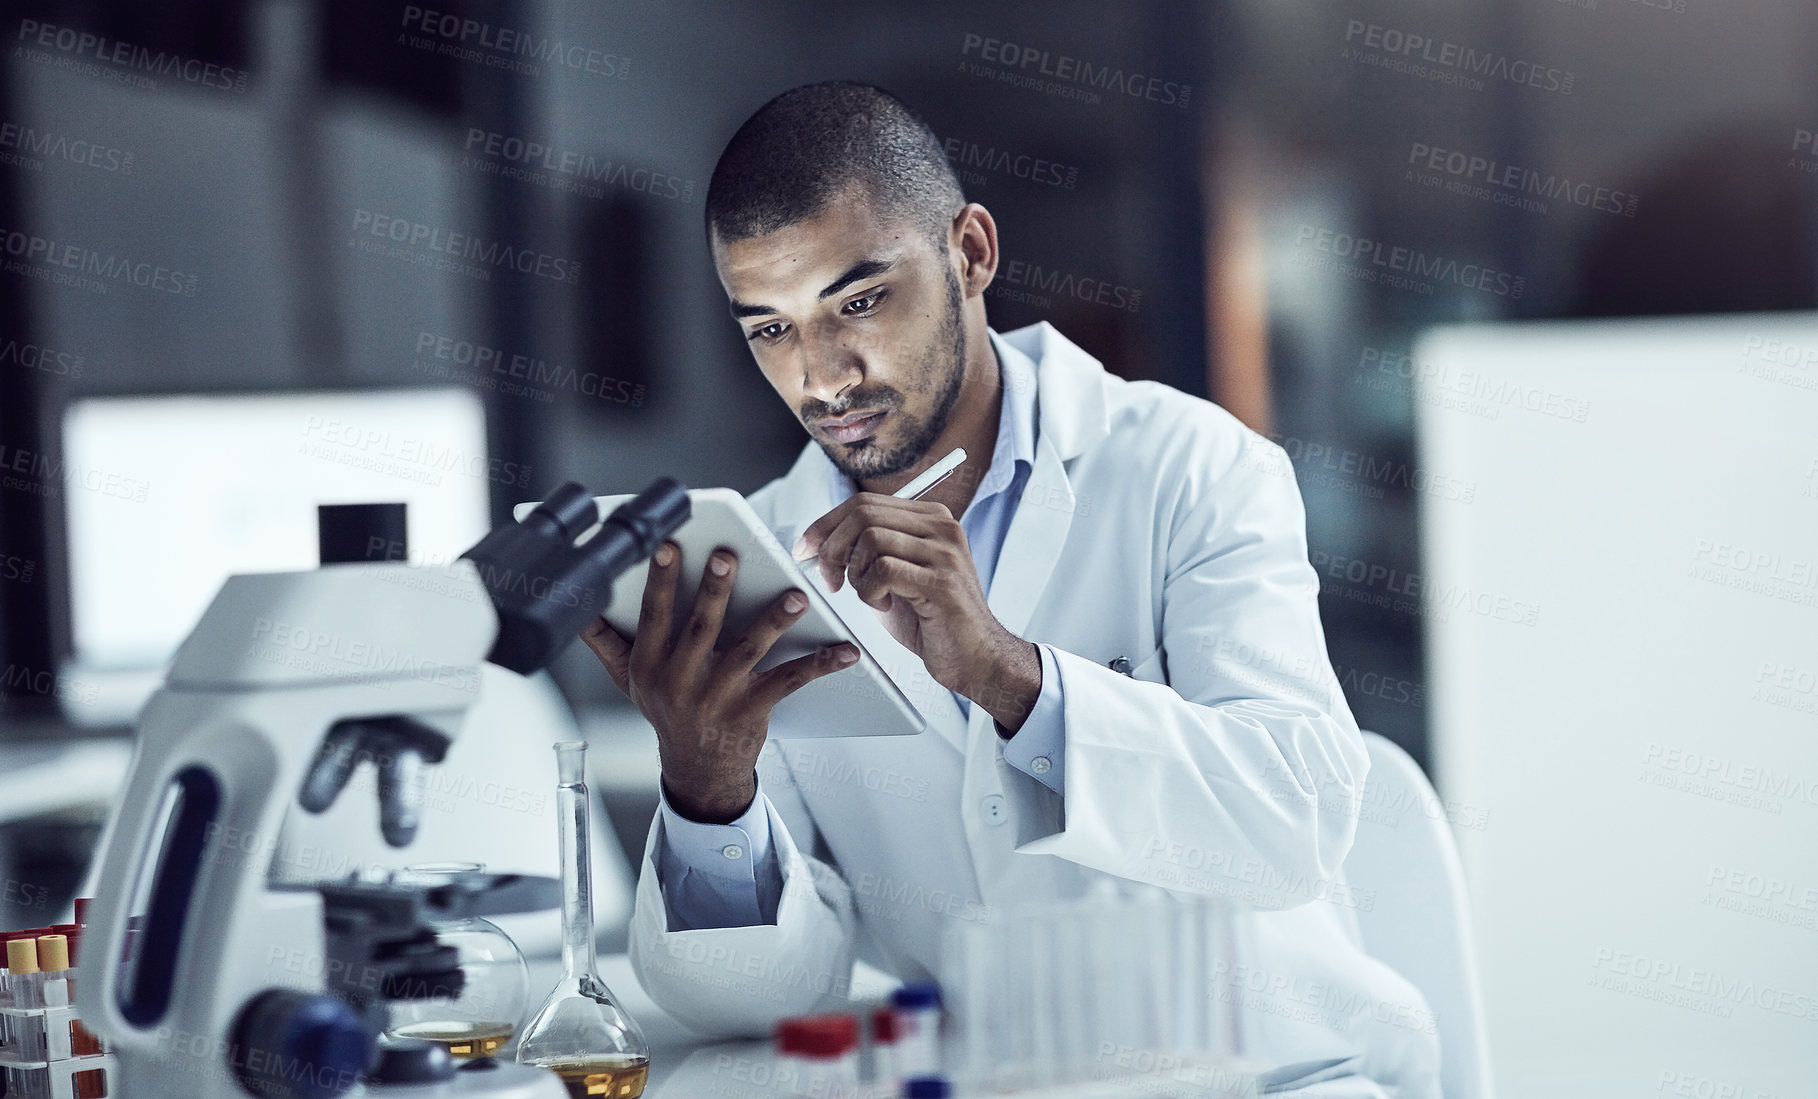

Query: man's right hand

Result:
[579,539,860,824]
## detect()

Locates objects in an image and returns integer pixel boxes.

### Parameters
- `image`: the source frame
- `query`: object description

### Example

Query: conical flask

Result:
[517,740,650,1097]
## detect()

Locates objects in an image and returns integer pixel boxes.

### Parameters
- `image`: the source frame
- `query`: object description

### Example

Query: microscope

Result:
[77,480,689,1098]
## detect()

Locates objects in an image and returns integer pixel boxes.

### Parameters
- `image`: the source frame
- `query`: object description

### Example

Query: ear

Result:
[951,203,999,299]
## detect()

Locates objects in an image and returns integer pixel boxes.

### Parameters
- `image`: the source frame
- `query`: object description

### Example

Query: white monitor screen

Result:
[62,388,498,672]
[1412,314,1816,1096]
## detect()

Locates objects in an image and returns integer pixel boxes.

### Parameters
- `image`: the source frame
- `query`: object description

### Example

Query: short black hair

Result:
[705,81,966,251]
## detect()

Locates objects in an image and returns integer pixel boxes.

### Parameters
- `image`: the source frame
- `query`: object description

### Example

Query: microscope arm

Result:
[296,478,691,844]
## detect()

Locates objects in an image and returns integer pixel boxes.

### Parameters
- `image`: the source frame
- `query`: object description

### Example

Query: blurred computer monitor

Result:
[1412,314,1816,1097]
[58,388,496,724]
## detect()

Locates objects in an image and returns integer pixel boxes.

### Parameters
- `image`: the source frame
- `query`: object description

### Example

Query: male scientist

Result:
[580,82,1441,1097]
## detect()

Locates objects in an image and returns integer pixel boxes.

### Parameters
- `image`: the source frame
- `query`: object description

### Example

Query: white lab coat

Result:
[627,322,1441,1096]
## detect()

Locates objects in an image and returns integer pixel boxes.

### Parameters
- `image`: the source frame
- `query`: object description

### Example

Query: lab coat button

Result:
[1030,755,1052,775]
[981,794,1007,825]
[721,844,744,860]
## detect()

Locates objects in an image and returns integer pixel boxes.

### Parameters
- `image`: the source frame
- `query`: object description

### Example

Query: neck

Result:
[859,323,1001,521]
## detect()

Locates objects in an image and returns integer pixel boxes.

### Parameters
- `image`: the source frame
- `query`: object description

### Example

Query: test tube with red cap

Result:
[50,924,101,1056]
[776,1013,860,1098]
[53,927,100,1058]
[868,1005,899,1092]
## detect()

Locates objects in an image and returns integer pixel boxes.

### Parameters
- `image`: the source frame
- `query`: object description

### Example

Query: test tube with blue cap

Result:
[889,982,943,1082]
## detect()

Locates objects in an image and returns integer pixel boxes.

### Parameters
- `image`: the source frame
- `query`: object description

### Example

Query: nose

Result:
[798,331,864,407]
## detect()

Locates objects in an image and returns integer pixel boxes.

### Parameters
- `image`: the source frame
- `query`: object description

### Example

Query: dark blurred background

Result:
[3,4,1817,1094]
[0,0,1813,948]
[7,0,1814,753]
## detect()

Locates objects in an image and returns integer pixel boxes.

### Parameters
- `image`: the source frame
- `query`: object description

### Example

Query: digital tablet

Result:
[513,488,928,739]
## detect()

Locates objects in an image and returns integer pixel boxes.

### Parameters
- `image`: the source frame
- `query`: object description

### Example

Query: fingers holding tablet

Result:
[580,538,855,713]
[748,639,861,716]
[577,538,863,822]
[577,615,631,697]
[536,488,926,742]
[678,544,740,666]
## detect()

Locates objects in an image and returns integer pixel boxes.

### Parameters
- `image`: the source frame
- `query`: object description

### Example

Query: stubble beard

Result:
[821,270,969,484]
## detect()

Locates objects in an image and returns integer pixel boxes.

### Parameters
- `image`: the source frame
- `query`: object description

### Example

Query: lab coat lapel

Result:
[984,322,1108,639]
[983,433,1071,639]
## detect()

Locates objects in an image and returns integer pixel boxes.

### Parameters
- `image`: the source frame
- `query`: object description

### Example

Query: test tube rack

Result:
[1,913,115,1099]
[0,1004,116,1099]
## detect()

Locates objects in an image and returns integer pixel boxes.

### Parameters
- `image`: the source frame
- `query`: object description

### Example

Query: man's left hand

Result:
[793,492,1023,699]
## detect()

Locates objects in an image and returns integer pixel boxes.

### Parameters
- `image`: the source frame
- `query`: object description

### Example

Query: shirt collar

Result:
[821,326,1037,511]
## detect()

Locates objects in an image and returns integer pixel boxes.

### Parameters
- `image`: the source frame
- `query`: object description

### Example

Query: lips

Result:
[817,408,883,428]
[821,410,886,443]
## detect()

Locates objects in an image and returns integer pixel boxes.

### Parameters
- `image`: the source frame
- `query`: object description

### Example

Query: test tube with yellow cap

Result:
[7,935,44,1010]
[36,933,72,1008]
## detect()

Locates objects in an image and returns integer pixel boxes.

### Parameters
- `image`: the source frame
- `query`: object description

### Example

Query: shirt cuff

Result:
[656,778,775,882]
[999,642,1066,795]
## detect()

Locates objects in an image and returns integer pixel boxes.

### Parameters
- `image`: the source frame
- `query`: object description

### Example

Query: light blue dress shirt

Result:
[656,328,1068,929]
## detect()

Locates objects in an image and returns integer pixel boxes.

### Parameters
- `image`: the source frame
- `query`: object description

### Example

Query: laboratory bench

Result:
[0,718,1263,1097]
[520,952,1261,1099]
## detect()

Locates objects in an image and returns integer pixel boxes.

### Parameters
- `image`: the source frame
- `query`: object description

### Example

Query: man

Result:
[580,82,1441,1096]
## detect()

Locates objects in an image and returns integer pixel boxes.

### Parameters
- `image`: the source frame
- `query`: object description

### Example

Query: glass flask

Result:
[517,740,650,1098]
[383,862,532,1060]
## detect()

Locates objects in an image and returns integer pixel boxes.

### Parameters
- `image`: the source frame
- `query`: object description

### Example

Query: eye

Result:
[844,288,887,315]
[747,320,789,344]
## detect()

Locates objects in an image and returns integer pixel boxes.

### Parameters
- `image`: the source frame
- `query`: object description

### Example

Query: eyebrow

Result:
[728,257,898,320]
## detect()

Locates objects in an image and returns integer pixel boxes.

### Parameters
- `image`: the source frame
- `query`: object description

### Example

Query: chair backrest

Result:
[1344,731,1494,1099]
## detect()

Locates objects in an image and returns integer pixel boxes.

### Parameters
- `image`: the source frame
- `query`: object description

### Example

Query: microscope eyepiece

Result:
[524,481,600,541]
[462,477,690,675]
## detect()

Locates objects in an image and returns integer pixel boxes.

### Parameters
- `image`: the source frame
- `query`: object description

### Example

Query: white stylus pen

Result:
[793,445,967,564]
[893,444,968,501]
